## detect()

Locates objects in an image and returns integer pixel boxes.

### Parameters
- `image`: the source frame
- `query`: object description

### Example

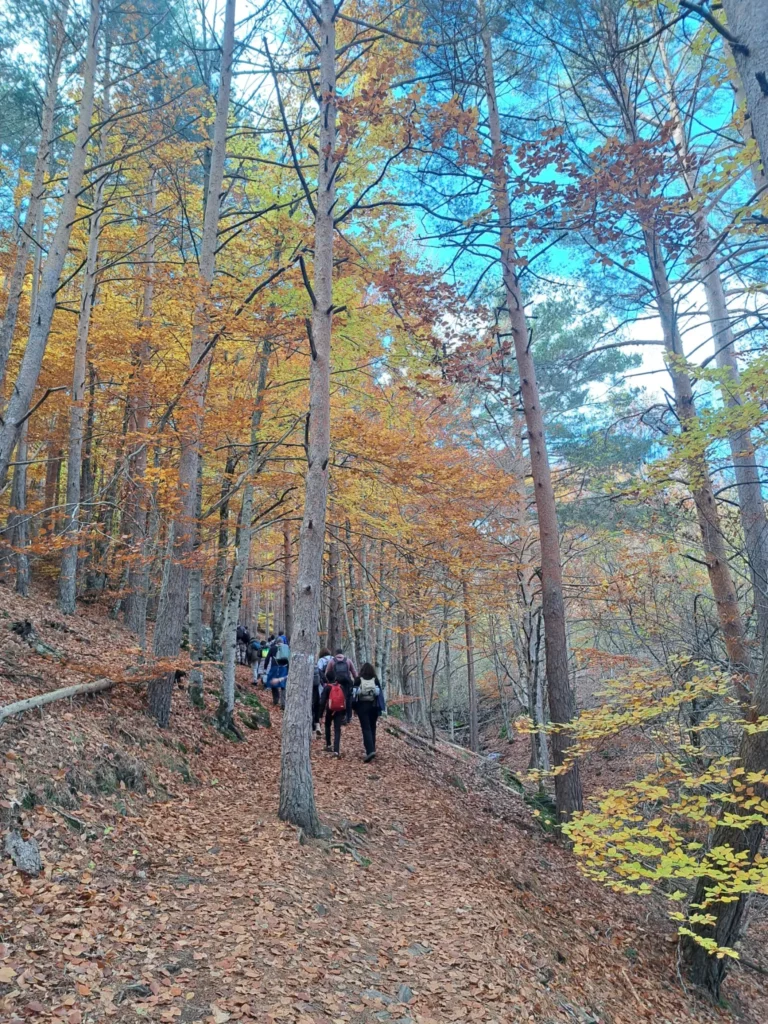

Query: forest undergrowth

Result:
[1,585,767,1024]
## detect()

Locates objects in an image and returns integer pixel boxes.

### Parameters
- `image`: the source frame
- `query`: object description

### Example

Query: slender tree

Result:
[278,0,339,834]
[148,0,236,726]
[0,0,100,487]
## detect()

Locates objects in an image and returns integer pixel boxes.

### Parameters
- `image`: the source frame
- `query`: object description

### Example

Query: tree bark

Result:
[462,578,479,752]
[327,530,341,651]
[124,186,156,641]
[0,677,113,725]
[481,23,582,818]
[211,451,237,653]
[721,1,768,175]
[218,342,271,731]
[278,0,337,835]
[0,0,100,488]
[7,419,30,596]
[148,0,235,726]
[59,61,112,614]
[0,0,69,397]
[283,520,293,639]
[659,39,768,641]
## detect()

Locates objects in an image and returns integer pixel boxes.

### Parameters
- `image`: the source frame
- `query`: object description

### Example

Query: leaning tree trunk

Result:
[218,343,271,731]
[278,0,338,834]
[59,65,111,614]
[481,23,582,819]
[0,0,99,488]
[721,0,768,174]
[0,0,69,397]
[148,0,235,726]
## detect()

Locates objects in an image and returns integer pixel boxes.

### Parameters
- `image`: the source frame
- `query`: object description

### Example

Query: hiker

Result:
[265,634,290,708]
[325,647,357,725]
[353,662,382,762]
[248,632,269,686]
[236,624,250,665]
[313,648,333,736]
[322,660,348,757]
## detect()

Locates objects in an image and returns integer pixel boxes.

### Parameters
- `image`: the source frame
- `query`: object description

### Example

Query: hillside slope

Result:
[0,588,765,1024]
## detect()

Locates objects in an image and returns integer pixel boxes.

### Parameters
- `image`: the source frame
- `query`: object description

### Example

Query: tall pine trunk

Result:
[278,0,337,835]
[481,22,582,819]
[721,1,768,173]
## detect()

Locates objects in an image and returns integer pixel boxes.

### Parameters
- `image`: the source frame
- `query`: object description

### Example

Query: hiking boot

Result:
[363,751,376,763]
[333,751,341,758]
[325,745,333,753]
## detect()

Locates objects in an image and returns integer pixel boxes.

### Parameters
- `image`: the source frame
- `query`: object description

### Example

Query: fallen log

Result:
[0,678,113,726]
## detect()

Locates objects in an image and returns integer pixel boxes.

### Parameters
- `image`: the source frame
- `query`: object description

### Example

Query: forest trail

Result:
[0,594,763,1024]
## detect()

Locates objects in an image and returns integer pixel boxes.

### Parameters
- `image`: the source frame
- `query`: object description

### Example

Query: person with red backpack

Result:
[322,660,348,756]
[325,648,357,725]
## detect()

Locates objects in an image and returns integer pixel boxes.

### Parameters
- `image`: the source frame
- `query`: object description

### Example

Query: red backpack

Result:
[328,682,346,714]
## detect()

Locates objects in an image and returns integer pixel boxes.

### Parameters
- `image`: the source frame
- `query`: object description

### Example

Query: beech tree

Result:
[0,0,100,487]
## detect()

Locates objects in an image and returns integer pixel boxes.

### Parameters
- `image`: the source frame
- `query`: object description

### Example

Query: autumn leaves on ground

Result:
[1,589,766,1024]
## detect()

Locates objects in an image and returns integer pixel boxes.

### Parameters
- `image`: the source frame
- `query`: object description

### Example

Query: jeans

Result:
[356,702,378,755]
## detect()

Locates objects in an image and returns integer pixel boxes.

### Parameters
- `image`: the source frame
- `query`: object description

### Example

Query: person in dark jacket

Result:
[353,662,382,762]
[325,648,357,724]
[313,648,332,736]
[323,660,347,757]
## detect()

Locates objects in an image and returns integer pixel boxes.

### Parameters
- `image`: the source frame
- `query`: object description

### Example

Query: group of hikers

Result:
[237,626,384,762]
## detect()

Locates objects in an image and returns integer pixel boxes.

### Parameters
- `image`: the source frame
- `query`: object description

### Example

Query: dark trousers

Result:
[356,702,378,755]
[325,708,343,752]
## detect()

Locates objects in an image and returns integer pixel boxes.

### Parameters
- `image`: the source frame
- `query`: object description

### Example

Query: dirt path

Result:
[0,666,756,1024]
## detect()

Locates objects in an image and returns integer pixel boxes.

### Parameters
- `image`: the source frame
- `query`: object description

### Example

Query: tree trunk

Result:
[283,521,293,639]
[59,63,111,614]
[346,519,364,664]
[218,343,271,732]
[659,40,768,641]
[148,0,235,726]
[210,450,237,653]
[721,1,768,175]
[124,187,156,639]
[42,435,63,535]
[0,0,69,397]
[462,578,479,752]
[444,631,454,741]
[0,0,100,487]
[188,459,205,700]
[278,0,337,835]
[645,231,755,688]
[8,419,30,596]
[327,530,341,650]
[481,23,582,818]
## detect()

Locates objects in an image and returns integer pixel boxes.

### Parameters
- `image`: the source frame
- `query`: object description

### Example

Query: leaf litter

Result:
[1,587,766,1024]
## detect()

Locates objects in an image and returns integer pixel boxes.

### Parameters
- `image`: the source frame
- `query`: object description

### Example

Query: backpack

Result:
[333,656,351,685]
[328,682,346,714]
[358,677,377,702]
[276,642,290,664]
[260,644,270,660]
